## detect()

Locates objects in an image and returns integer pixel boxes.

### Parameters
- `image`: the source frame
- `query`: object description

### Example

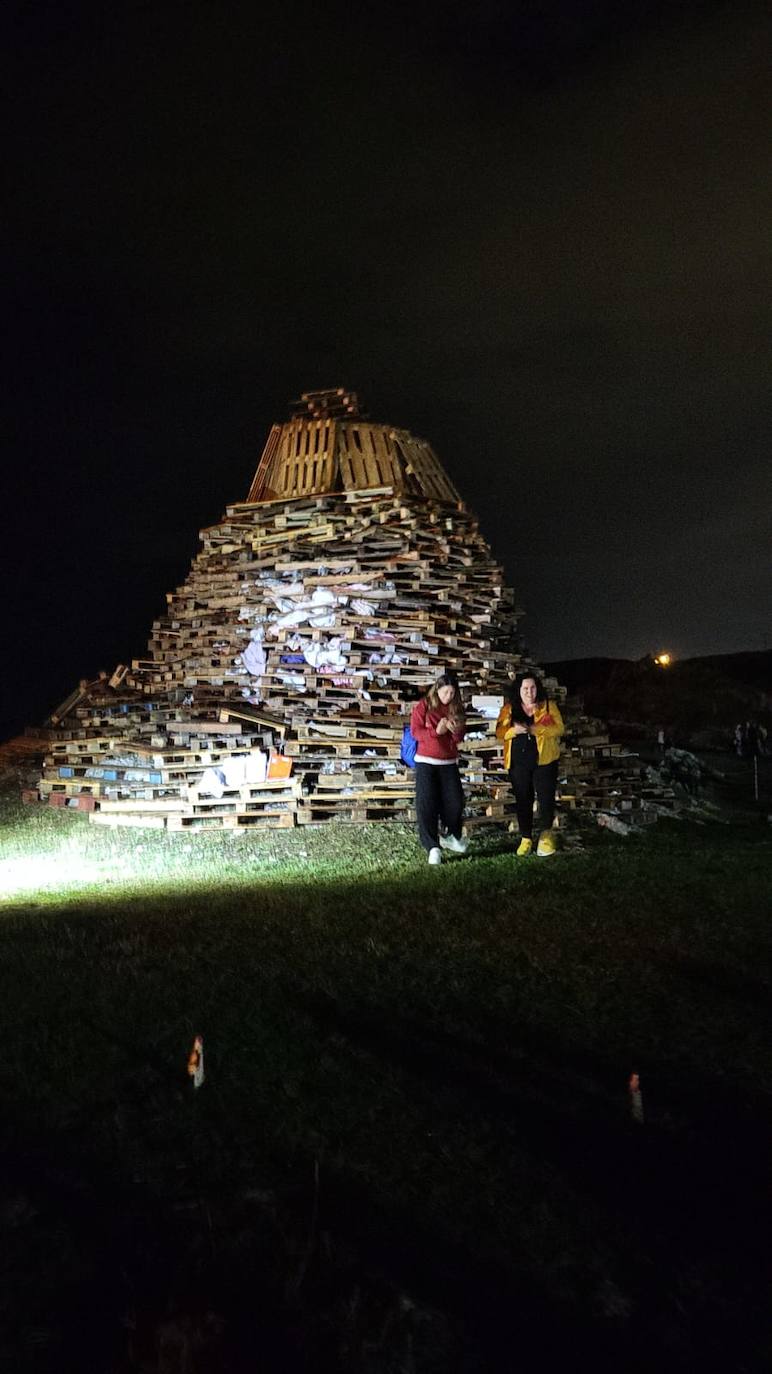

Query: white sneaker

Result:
[439,833,468,854]
[428,847,442,865]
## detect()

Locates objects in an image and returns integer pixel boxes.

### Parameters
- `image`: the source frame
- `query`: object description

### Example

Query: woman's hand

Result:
[512,723,530,736]
[436,717,450,736]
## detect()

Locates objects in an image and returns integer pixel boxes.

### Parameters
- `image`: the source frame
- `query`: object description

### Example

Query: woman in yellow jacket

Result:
[495,673,564,856]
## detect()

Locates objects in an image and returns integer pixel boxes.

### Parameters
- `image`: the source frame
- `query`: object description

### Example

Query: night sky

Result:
[5,0,771,740]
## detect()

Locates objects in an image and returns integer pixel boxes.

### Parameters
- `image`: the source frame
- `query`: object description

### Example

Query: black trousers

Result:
[415,762,464,852]
[509,759,559,838]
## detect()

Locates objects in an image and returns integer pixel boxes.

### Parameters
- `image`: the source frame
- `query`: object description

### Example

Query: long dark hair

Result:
[506,672,547,726]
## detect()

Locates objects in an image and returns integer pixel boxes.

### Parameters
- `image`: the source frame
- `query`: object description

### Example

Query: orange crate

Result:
[266,753,292,779]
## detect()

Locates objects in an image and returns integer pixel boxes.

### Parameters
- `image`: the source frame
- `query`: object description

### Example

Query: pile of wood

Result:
[25,392,667,831]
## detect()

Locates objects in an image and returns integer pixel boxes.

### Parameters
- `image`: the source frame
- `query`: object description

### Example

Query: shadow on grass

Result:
[655,950,772,1017]
[290,984,770,1344]
[0,1096,627,1374]
[1,832,771,1372]
[3,994,770,1372]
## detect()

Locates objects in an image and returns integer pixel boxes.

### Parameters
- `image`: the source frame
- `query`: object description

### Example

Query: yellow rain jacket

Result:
[495,699,565,770]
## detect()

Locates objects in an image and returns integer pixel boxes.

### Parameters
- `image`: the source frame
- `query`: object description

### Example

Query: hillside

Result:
[544,650,771,747]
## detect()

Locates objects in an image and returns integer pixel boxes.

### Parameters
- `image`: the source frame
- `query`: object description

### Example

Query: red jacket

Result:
[409,699,466,762]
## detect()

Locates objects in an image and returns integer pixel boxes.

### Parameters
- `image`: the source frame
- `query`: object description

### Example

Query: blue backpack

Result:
[400,723,418,768]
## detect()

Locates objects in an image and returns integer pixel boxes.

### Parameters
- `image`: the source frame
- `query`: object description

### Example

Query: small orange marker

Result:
[629,1071,643,1123]
[187,1034,204,1089]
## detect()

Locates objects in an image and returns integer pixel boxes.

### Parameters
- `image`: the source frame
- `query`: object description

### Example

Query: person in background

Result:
[410,671,468,866]
[496,672,565,856]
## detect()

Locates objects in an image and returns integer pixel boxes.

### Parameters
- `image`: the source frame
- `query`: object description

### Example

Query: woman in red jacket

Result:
[409,671,468,865]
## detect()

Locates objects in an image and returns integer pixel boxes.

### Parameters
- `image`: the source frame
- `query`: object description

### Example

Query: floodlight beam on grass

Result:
[0,855,106,898]
[0,833,336,903]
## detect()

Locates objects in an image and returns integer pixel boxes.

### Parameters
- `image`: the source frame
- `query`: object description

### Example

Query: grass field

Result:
[1,774,770,1373]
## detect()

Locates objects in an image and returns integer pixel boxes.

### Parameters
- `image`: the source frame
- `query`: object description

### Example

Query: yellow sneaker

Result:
[516,837,533,856]
[536,832,556,857]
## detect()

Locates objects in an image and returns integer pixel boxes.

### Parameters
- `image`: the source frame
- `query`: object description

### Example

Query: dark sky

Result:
[5,0,771,738]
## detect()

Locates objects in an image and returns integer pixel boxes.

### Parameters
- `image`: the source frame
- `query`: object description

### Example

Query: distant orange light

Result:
[654,652,673,667]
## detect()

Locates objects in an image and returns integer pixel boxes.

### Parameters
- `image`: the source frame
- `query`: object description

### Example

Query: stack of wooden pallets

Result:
[25,391,665,831]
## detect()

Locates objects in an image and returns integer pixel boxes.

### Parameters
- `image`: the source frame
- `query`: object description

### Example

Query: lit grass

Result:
[0,787,770,1370]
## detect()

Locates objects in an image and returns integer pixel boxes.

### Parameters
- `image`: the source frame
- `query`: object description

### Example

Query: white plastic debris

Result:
[240,637,266,678]
[596,813,631,837]
[303,637,348,671]
[199,767,226,798]
[276,671,307,689]
[471,694,504,718]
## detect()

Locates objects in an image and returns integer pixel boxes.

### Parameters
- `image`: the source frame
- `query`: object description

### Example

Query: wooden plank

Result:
[89,812,167,829]
[218,705,287,736]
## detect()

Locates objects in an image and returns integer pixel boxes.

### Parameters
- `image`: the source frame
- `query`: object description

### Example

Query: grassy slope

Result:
[544,651,772,744]
[1,788,771,1372]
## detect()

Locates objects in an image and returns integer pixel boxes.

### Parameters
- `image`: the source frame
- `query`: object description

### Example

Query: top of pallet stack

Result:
[245,388,462,505]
